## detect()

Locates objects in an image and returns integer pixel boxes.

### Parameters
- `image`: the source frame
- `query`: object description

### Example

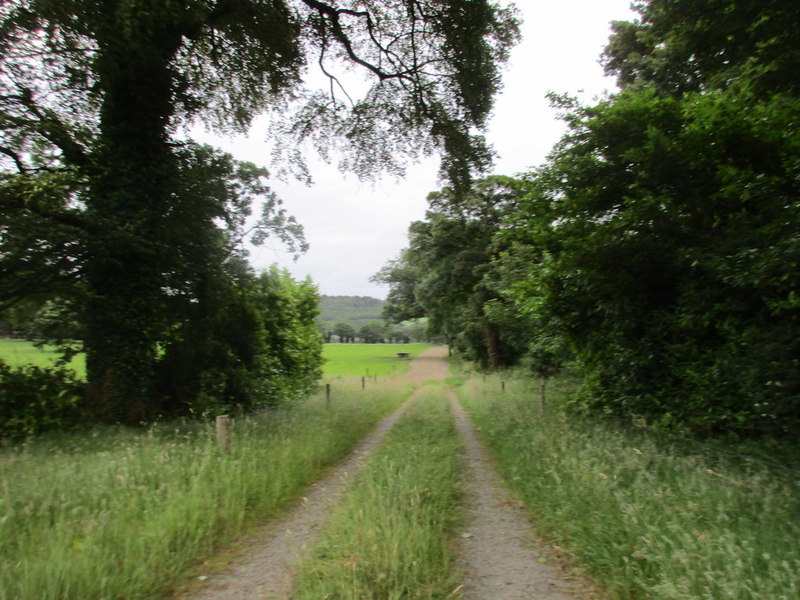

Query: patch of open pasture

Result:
[291,386,462,599]
[459,375,800,600]
[0,337,86,376]
[0,383,409,600]
[0,337,86,378]
[322,342,432,378]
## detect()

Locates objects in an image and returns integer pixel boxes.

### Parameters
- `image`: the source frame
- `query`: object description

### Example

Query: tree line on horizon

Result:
[316,295,431,344]
[376,0,800,438]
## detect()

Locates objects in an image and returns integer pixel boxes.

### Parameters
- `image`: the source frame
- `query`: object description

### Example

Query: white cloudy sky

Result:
[194,0,638,299]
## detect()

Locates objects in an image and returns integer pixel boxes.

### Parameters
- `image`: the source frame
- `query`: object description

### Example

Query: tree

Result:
[500,1,800,435]
[333,322,356,343]
[385,327,410,344]
[602,0,800,96]
[359,320,385,343]
[376,176,529,369]
[0,0,519,422]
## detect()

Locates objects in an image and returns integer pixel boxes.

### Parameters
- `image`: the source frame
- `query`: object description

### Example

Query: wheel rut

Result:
[449,389,581,599]
[181,346,450,600]
[182,347,587,599]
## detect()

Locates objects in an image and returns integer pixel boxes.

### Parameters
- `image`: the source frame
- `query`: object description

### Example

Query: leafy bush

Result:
[0,361,86,439]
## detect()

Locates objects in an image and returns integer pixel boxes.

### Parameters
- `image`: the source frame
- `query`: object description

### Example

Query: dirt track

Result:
[182,346,587,600]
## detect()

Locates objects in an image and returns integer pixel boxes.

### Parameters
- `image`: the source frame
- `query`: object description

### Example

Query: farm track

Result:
[181,347,588,600]
[449,390,582,599]
[180,391,413,600]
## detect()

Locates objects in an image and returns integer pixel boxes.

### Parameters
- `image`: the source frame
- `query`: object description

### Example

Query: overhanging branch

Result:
[301,0,417,82]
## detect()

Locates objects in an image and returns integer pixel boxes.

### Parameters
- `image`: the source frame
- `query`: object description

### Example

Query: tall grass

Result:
[0,380,411,600]
[291,387,463,599]
[459,375,800,600]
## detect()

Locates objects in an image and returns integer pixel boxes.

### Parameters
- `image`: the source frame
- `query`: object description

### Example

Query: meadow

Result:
[458,373,800,600]
[0,337,85,376]
[0,338,427,381]
[0,379,412,600]
[322,342,432,377]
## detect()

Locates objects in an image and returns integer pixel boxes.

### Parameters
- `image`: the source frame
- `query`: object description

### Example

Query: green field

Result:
[0,338,85,376]
[0,339,433,381]
[322,343,433,377]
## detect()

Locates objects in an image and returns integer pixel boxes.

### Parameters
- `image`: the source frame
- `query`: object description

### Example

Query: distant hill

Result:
[318,295,385,327]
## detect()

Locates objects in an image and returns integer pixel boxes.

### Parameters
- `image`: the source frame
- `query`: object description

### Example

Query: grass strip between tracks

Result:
[291,386,463,599]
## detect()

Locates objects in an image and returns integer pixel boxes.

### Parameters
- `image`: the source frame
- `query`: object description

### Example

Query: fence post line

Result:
[216,415,231,454]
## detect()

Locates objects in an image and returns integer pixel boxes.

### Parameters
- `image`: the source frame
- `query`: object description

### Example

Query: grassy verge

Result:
[322,343,433,377]
[0,380,411,600]
[291,386,463,599]
[459,375,800,600]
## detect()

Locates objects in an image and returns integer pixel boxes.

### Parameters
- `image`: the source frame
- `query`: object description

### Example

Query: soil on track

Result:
[181,346,589,600]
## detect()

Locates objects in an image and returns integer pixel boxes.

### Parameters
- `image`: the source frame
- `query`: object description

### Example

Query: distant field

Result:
[0,338,85,377]
[0,339,429,381]
[322,343,433,377]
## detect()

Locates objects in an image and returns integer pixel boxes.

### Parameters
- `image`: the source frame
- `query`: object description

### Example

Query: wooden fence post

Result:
[326,383,331,407]
[216,415,231,454]
[540,382,547,410]
[361,376,366,390]
[501,380,506,393]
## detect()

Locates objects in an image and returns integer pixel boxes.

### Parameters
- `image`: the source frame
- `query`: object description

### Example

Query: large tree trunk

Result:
[83,31,181,423]
[484,321,502,372]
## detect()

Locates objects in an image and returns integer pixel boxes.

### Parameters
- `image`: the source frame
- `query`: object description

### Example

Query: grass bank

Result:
[0,379,411,600]
[459,375,800,600]
[291,386,463,599]
[322,342,433,378]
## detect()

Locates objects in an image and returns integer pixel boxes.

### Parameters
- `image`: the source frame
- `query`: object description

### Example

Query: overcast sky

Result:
[193,0,638,299]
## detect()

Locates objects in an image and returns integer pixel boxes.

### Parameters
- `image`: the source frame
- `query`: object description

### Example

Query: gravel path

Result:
[450,389,581,599]
[181,346,449,600]
[181,346,588,600]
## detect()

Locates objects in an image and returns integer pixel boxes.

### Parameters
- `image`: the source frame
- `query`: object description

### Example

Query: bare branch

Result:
[14,87,90,167]
[301,0,415,82]
[0,144,27,173]
[317,29,355,107]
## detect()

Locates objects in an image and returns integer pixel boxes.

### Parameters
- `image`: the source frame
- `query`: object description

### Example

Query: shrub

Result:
[0,361,86,439]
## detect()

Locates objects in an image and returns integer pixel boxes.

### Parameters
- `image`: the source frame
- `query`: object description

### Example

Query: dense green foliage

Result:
[154,265,324,417]
[376,176,532,370]
[0,362,86,439]
[318,295,384,328]
[382,0,800,436]
[506,88,800,435]
[0,0,518,424]
[460,375,800,600]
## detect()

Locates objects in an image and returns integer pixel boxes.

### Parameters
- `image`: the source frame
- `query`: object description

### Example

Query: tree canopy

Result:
[380,0,800,437]
[376,176,531,370]
[0,0,518,423]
